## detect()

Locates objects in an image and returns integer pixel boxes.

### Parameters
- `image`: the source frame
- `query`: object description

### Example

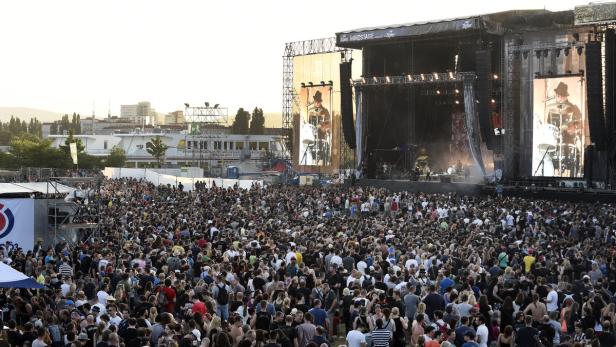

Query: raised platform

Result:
[356,179,484,195]
[354,179,616,202]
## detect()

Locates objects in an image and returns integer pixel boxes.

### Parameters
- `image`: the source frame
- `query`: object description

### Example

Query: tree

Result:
[105,146,127,167]
[59,129,85,154]
[250,107,265,135]
[50,122,58,135]
[146,137,169,167]
[231,108,250,134]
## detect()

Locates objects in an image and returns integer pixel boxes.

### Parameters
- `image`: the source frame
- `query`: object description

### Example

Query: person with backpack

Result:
[212,275,231,321]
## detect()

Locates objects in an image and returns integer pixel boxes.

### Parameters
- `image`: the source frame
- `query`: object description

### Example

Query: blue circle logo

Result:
[0,203,15,239]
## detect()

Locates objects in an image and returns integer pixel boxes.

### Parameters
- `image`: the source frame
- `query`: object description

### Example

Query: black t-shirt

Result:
[255,311,272,331]
[263,343,282,347]
[253,277,266,293]
[516,326,539,347]
[6,330,23,347]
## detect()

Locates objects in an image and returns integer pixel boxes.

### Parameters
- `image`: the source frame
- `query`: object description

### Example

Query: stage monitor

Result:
[532,76,589,178]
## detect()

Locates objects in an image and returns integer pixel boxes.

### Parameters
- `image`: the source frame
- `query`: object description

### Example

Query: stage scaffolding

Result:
[282,38,352,154]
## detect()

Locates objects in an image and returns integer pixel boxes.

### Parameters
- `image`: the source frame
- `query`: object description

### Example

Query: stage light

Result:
[184,103,190,108]
[406,75,413,82]
[491,99,496,104]
[385,76,391,83]
[455,100,460,105]
[420,74,426,81]
[320,81,325,86]
[372,76,378,83]
[476,99,480,104]
[564,47,570,56]
[214,104,219,109]
[493,74,498,80]
[436,89,441,95]
[543,49,549,58]
[577,46,583,55]
[328,80,333,85]
[433,72,439,80]
[308,82,314,87]
[205,102,209,107]
[535,50,541,59]
[301,82,306,88]
[448,71,454,80]
[455,89,460,94]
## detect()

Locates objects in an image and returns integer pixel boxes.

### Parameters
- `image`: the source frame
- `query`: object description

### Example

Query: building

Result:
[47,130,287,174]
[120,101,157,126]
[164,111,185,125]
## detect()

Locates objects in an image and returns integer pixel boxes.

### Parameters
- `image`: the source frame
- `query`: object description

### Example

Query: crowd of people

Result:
[1,178,616,347]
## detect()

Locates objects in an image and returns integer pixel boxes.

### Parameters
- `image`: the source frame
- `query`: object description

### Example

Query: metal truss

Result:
[184,105,229,125]
[282,37,352,131]
[351,72,476,87]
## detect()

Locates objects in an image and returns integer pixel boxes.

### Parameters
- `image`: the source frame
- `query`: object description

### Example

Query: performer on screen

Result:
[546,81,583,176]
[308,90,331,165]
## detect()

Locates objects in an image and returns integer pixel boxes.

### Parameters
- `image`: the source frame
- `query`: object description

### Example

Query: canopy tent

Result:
[0,262,44,289]
[0,182,75,196]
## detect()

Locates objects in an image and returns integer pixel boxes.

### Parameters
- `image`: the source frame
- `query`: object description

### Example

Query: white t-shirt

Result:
[346,329,367,347]
[477,324,489,347]
[357,261,367,274]
[97,290,109,305]
[546,290,559,312]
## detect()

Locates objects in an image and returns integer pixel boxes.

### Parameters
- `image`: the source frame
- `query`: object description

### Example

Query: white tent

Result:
[0,182,75,196]
[0,262,43,288]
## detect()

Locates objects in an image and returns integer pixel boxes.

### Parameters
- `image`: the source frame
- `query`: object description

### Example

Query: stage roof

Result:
[336,9,575,48]
[0,182,75,196]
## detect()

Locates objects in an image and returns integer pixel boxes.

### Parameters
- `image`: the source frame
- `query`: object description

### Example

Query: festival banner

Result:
[0,199,34,251]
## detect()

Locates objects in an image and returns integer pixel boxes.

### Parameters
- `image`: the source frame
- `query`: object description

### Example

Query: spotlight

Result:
[455,88,460,94]
[184,103,190,108]
[328,80,333,85]
[433,72,439,80]
[214,104,219,109]
[205,102,209,107]
[420,74,426,81]
[320,81,325,86]
[372,76,378,83]
[493,74,499,80]
[491,99,496,104]
[448,71,454,79]
[476,99,480,104]
[385,76,391,83]
[308,82,314,87]
[455,100,460,105]
[577,46,583,55]
[436,89,441,95]
[406,74,413,82]
[301,82,306,88]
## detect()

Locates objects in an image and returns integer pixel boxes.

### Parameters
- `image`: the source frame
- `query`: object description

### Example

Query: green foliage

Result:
[145,137,169,167]
[51,112,81,135]
[59,129,85,154]
[9,135,70,168]
[0,116,43,145]
[231,108,250,134]
[250,107,265,135]
[105,146,127,167]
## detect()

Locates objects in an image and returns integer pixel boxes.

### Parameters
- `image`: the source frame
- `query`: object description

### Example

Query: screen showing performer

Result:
[298,86,332,166]
[532,76,589,177]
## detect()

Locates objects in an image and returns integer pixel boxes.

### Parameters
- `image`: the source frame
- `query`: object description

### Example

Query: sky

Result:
[0,0,589,126]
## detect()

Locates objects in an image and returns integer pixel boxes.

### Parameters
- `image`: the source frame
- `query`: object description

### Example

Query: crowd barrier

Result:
[102,167,262,191]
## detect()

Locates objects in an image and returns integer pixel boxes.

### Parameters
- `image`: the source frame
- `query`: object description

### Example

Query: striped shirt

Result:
[59,263,73,277]
[371,328,392,347]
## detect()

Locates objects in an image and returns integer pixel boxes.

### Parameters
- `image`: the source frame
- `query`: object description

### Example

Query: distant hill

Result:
[0,107,64,123]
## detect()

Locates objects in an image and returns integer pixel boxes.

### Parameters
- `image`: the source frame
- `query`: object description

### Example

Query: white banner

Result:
[69,142,78,165]
[0,199,34,251]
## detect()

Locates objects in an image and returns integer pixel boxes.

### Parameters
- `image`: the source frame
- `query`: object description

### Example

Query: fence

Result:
[102,167,262,191]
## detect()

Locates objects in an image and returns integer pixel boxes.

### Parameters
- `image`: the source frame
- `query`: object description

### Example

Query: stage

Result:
[353,179,616,202]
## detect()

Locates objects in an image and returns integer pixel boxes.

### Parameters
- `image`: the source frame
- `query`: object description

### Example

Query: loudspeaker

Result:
[475,50,493,149]
[584,145,594,188]
[585,42,606,149]
[606,29,615,135]
[340,62,356,148]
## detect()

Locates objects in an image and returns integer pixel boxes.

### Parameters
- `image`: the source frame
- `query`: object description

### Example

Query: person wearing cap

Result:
[462,330,479,347]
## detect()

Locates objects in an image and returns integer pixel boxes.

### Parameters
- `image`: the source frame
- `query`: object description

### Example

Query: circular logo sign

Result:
[0,203,15,239]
